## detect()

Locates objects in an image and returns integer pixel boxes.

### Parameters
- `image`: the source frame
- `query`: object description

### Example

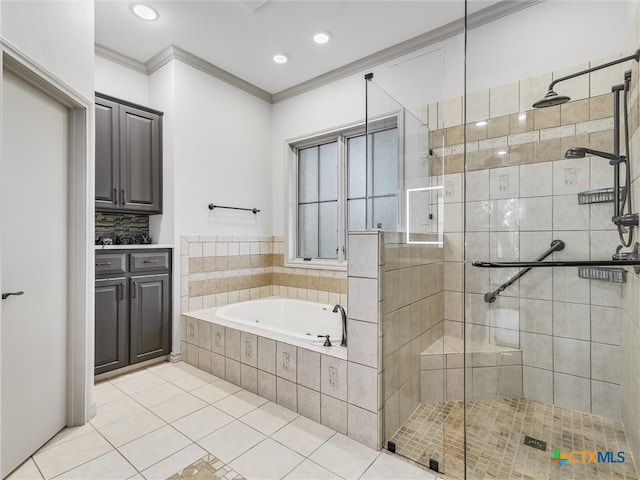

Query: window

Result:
[288,116,400,267]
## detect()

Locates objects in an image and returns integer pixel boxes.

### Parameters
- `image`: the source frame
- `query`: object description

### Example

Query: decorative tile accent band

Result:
[181,236,347,313]
[430,92,615,175]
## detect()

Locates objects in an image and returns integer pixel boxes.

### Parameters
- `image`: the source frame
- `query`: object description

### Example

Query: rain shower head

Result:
[532,89,571,108]
[565,147,617,161]
[533,48,640,110]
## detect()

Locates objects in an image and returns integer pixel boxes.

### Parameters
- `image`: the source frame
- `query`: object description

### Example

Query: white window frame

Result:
[284,111,403,270]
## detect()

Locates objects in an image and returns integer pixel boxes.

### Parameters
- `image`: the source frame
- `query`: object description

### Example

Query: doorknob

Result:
[2,291,24,300]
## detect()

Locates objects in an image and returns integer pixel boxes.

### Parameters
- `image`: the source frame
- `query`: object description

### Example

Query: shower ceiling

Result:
[94,0,503,95]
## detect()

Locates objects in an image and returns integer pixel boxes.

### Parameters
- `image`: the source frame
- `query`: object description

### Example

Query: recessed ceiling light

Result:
[131,3,158,21]
[273,54,289,64]
[313,31,332,44]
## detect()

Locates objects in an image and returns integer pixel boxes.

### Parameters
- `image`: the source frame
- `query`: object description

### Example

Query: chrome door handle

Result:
[2,291,24,300]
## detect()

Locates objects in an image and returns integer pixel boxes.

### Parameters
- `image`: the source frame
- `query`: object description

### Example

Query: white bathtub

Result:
[190,297,345,351]
[215,297,343,344]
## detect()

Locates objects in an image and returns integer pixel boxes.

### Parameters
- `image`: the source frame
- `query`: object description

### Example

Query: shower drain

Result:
[523,435,547,451]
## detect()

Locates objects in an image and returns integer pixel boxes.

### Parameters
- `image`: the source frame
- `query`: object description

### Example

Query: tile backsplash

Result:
[95,212,150,243]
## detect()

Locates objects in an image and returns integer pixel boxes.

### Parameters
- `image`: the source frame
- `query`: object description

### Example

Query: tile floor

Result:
[6,361,437,480]
[391,398,638,480]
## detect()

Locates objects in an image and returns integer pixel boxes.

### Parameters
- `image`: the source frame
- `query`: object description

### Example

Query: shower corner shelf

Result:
[578,266,627,283]
[577,187,626,205]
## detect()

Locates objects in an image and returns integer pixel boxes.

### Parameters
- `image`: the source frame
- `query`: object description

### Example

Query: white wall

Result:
[173,60,272,236]
[1,0,94,100]
[466,0,630,94]
[148,61,176,245]
[95,56,149,106]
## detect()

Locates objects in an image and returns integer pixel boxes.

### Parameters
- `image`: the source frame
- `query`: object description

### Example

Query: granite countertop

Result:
[94,244,174,250]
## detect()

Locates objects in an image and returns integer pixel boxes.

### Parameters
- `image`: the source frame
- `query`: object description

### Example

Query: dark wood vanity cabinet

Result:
[95,248,171,375]
[95,94,163,214]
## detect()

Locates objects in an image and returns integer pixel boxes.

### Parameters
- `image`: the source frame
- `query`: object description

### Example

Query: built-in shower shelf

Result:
[577,187,626,205]
[578,266,627,283]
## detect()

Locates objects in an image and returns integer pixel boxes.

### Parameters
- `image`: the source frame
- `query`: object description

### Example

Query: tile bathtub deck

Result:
[7,361,438,480]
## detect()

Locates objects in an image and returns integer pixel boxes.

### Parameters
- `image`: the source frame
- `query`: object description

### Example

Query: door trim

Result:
[0,38,94,428]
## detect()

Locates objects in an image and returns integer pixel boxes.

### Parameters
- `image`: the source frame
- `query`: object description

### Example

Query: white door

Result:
[1,70,69,477]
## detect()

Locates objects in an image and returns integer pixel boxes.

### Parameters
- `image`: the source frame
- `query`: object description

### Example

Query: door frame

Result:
[0,38,94,437]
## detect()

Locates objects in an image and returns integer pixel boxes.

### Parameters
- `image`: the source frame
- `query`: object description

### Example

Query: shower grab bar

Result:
[208,204,260,214]
[478,239,565,303]
[473,259,640,269]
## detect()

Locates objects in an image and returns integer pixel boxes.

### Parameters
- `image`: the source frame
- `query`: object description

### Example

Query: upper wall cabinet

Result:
[95,94,163,214]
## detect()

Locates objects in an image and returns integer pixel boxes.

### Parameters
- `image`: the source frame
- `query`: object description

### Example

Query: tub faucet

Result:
[333,304,347,347]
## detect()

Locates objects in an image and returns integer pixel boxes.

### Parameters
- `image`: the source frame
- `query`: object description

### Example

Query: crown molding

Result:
[94,0,543,104]
[147,45,272,103]
[271,0,543,103]
[95,44,148,75]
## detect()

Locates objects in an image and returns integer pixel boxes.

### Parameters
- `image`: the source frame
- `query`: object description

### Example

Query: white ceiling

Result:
[95,0,502,95]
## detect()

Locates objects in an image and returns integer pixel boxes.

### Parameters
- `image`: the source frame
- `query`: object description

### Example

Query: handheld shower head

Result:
[532,89,571,108]
[565,147,588,158]
[565,147,617,161]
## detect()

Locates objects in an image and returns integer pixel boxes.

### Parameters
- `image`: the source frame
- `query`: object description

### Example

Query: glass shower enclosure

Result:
[373,1,640,478]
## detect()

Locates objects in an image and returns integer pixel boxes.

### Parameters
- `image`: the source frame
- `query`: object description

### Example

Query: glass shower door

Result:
[369,46,465,475]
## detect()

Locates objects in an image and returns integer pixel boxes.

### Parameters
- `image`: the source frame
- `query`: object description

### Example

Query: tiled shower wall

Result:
[180,235,347,315]
[435,54,631,419]
[381,233,444,443]
[622,0,640,470]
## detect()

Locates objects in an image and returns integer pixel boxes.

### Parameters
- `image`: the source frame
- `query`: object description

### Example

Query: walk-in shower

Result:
[371,1,640,479]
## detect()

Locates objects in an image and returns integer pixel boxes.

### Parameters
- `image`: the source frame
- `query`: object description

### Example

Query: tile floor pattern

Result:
[391,398,638,480]
[6,361,437,480]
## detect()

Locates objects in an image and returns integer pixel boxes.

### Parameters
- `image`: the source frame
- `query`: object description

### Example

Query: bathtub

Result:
[215,297,344,345]
[186,297,346,355]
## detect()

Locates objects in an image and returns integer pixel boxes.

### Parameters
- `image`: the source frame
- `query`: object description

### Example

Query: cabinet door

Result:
[95,278,128,374]
[129,274,170,364]
[119,105,162,214]
[95,97,120,210]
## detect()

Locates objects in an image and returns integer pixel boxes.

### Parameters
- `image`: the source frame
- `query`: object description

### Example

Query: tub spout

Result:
[333,304,347,347]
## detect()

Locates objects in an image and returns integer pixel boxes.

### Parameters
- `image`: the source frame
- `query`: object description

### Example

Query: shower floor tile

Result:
[390,398,638,480]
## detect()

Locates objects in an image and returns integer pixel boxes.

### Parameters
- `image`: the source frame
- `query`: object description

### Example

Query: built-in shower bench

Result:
[420,335,522,403]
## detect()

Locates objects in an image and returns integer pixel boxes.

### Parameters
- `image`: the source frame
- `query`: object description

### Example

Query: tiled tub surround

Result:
[180,235,347,314]
[433,56,631,421]
[182,299,381,449]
